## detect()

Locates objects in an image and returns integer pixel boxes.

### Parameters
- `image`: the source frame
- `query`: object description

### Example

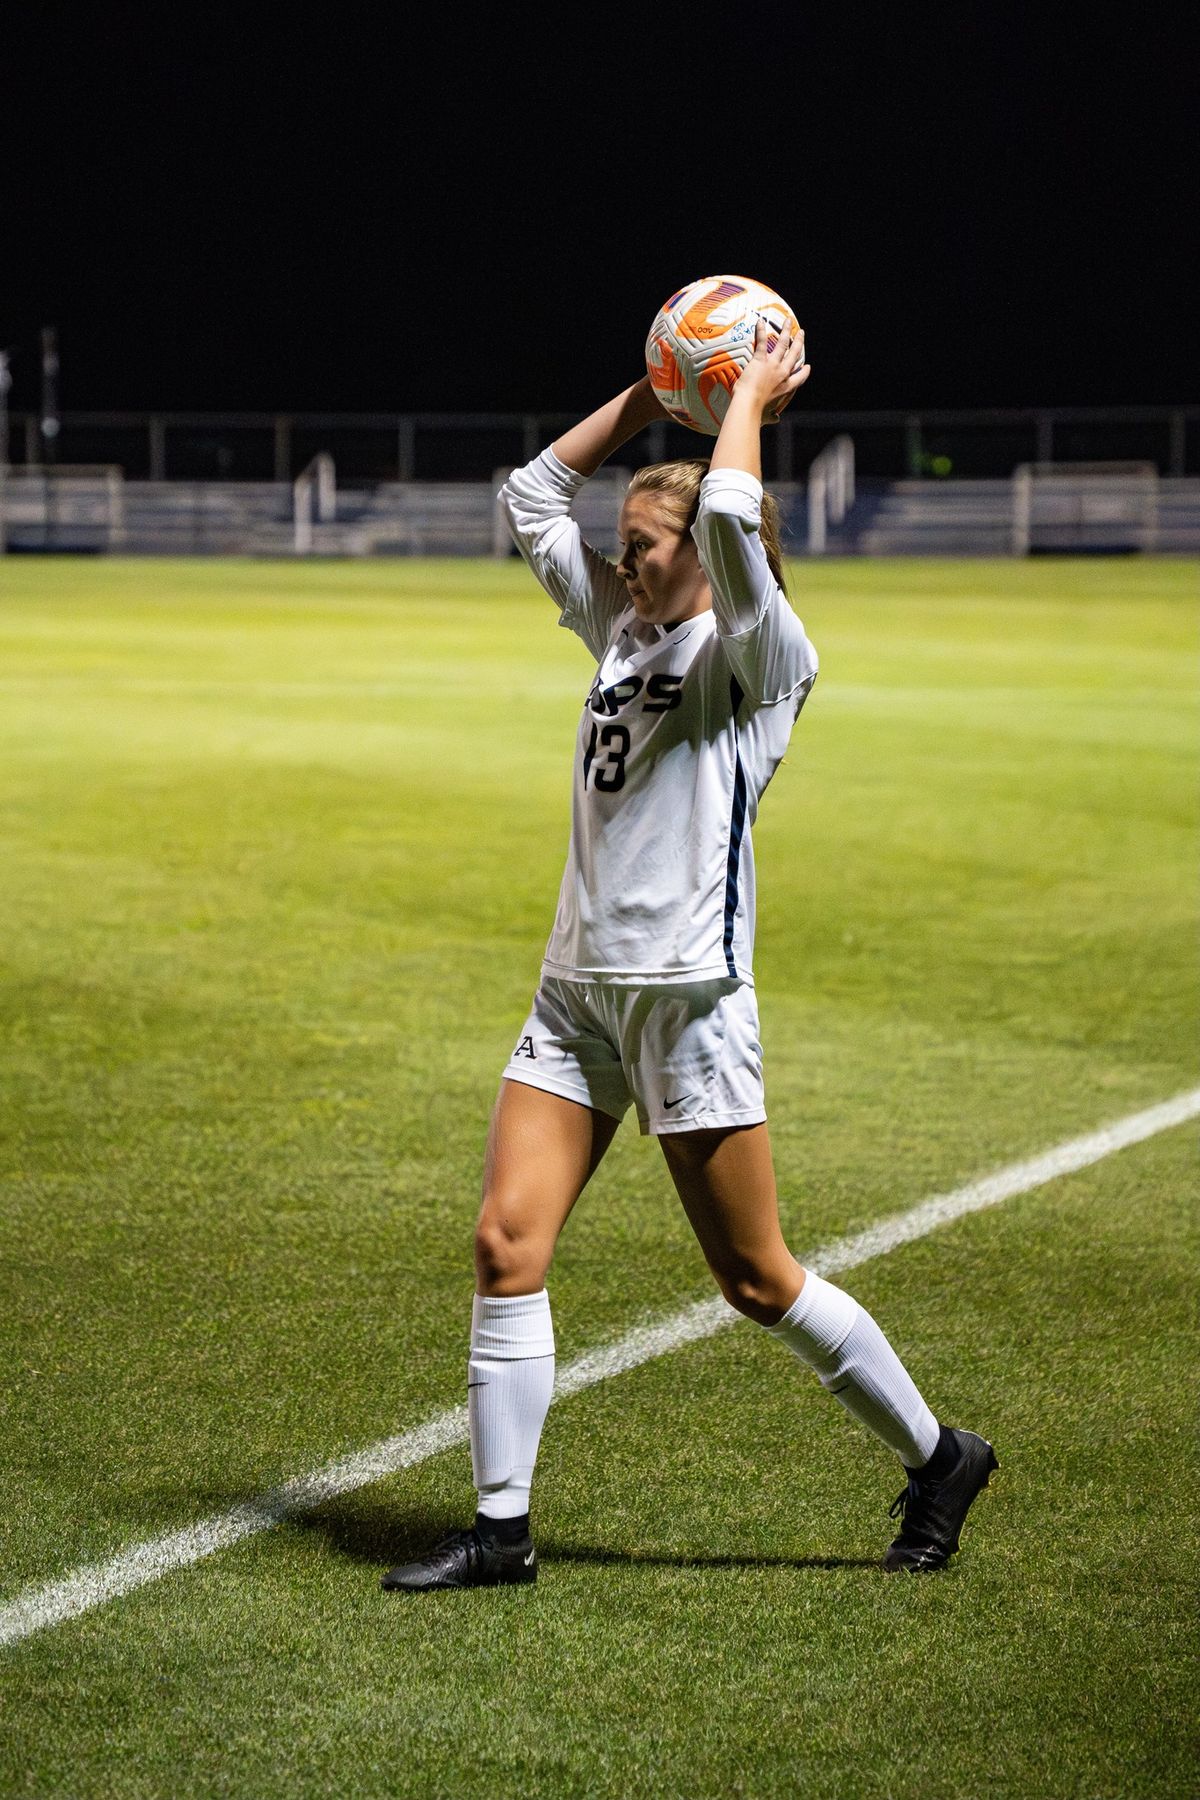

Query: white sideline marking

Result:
[3,1086,1197,1650]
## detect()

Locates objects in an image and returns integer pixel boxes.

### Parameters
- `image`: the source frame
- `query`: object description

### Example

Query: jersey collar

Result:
[626,609,714,648]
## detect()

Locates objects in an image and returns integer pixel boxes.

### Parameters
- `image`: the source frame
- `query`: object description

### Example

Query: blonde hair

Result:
[627,459,787,592]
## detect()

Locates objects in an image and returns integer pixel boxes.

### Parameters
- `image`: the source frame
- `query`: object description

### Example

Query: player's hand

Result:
[733,316,810,423]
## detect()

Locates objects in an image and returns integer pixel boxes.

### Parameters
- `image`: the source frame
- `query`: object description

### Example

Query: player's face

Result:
[617,495,711,627]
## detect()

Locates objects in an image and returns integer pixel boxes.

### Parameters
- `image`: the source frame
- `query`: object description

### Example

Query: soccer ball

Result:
[645,275,802,435]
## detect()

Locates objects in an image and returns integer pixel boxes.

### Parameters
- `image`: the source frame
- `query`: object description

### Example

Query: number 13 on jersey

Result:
[582,722,630,792]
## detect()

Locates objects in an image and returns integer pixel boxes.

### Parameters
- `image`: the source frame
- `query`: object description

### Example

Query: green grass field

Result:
[1,555,1197,1799]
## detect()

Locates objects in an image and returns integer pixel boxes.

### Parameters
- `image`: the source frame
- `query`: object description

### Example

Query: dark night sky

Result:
[3,8,1196,418]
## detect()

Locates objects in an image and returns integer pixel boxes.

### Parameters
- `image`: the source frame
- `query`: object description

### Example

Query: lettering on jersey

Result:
[643,673,683,713]
[514,1035,537,1059]
[586,672,684,716]
[588,674,643,716]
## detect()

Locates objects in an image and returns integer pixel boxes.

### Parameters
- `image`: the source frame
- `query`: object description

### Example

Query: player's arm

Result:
[693,321,817,706]
[551,376,665,477]
[709,316,809,480]
[499,379,663,658]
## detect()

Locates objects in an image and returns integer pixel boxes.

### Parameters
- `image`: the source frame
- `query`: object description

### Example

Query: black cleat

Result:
[883,1428,999,1573]
[381,1527,537,1593]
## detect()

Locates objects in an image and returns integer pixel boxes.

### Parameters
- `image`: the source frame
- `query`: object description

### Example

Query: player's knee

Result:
[714,1263,794,1326]
[473,1209,546,1294]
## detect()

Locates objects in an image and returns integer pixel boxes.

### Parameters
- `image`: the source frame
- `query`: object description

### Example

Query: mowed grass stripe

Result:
[3,1083,1196,1652]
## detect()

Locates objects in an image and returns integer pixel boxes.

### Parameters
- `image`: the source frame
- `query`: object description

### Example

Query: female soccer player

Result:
[383,323,996,1591]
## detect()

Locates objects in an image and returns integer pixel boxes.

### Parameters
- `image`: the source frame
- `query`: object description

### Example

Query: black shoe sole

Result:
[381,1563,537,1592]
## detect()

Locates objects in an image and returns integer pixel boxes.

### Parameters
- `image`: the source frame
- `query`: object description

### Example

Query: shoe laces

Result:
[888,1476,920,1522]
[432,1528,483,1573]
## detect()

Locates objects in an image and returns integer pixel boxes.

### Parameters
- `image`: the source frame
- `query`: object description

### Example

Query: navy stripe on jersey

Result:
[723,677,747,977]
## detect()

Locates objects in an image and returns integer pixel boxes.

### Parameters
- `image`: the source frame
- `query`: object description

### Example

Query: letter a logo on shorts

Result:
[515,1035,537,1059]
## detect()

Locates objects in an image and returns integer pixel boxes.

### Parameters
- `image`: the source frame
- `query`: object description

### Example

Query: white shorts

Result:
[501,976,766,1137]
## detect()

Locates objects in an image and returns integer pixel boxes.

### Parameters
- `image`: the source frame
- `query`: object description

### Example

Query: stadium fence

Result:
[4,405,1197,485]
[2,407,1198,558]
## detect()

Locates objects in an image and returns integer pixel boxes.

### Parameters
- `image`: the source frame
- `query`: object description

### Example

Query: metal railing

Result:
[2,404,1195,484]
[293,453,336,553]
[807,436,856,554]
[3,467,1198,559]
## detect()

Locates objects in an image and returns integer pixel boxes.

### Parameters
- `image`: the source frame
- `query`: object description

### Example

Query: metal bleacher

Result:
[3,465,1199,560]
[3,399,1196,559]
[816,475,1200,557]
[850,480,1014,556]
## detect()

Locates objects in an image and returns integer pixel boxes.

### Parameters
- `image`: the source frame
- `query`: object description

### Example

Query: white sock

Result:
[469,1289,556,1521]
[766,1271,939,1467]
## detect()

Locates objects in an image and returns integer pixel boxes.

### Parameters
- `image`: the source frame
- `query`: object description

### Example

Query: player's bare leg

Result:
[660,1122,997,1569]
[383,1082,617,1593]
[475,1079,619,1296]
[657,1121,802,1322]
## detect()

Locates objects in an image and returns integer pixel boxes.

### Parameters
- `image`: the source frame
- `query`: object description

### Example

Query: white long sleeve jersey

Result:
[499,448,818,987]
